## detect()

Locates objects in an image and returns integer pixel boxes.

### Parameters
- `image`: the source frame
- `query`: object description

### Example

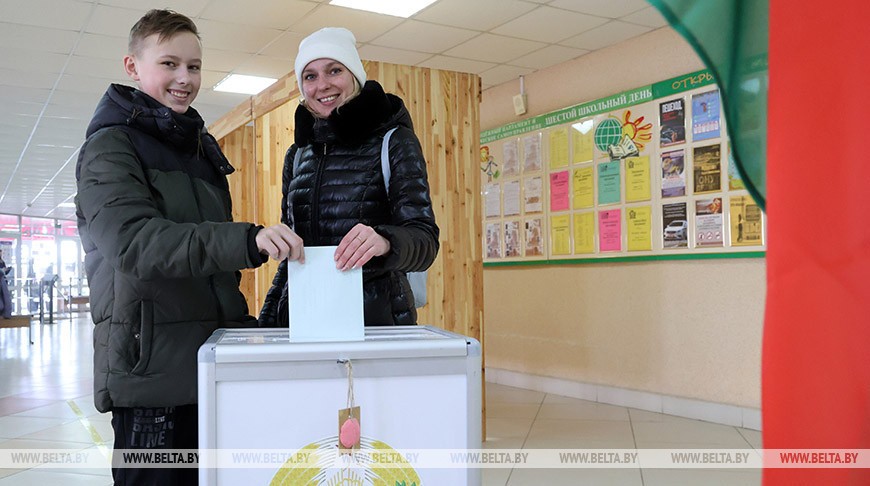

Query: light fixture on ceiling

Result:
[57,202,76,208]
[213,74,278,95]
[329,0,437,18]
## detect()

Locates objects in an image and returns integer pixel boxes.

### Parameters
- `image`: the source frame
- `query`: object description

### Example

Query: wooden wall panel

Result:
[250,101,297,312]
[219,125,258,305]
[213,61,481,342]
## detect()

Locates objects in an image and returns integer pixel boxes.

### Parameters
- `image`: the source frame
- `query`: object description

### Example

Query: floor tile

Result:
[0,417,71,440]
[482,465,512,486]
[11,401,81,421]
[0,469,24,480]
[68,397,103,419]
[632,420,751,448]
[486,402,540,419]
[525,419,636,449]
[538,395,630,421]
[642,468,761,486]
[0,438,92,451]
[19,421,103,445]
[737,427,762,449]
[0,399,56,417]
[508,467,643,486]
[13,384,92,401]
[483,438,525,450]
[485,417,534,440]
[0,469,112,486]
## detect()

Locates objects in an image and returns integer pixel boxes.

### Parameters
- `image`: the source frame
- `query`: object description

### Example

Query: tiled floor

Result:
[0,317,762,485]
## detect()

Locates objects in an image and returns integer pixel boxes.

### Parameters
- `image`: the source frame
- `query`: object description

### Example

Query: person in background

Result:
[75,9,303,485]
[0,252,11,319]
[259,27,438,327]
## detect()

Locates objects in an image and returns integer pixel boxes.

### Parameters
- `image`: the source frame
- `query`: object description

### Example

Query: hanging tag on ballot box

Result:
[338,359,361,452]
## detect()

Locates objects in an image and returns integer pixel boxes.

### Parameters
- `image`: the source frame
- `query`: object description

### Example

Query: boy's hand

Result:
[256,225,305,263]
[335,223,390,271]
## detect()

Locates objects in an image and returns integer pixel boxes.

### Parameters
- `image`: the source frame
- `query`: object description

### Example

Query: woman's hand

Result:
[335,223,390,271]
[256,224,305,263]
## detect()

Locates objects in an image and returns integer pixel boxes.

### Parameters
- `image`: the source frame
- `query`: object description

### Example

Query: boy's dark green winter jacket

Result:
[76,84,264,412]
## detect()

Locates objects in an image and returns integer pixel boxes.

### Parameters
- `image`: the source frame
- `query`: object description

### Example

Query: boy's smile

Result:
[124,32,202,114]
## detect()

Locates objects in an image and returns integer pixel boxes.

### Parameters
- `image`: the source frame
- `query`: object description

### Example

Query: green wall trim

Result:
[484,251,765,268]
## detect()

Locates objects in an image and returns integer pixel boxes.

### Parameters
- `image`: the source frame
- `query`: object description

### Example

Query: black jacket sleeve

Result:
[258,145,296,326]
[372,127,440,272]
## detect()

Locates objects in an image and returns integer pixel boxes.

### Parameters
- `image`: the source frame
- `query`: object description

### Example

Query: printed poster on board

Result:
[549,171,570,212]
[522,133,542,173]
[597,161,621,205]
[730,195,764,246]
[572,166,594,209]
[485,222,501,259]
[484,182,500,218]
[572,119,594,163]
[626,206,652,252]
[502,139,519,177]
[695,198,723,247]
[550,215,571,255]
[503,180,521,216]
[692,90,721,141]
[662,202,688,249]
[524,217,544,257]
[693,144,722,193]
[504,220,521,257]
[659,98,686,147]
[549,128,569,169]
[573,212,595,254]
[661,149,686,197]
[598,209,622,252]
[523,176,543,213]
[625,156,651,202]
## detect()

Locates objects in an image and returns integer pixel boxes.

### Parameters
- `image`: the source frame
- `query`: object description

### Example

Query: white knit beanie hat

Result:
[294,27,367,98]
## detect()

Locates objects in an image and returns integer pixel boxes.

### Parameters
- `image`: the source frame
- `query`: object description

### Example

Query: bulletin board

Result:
[480,70,765,265]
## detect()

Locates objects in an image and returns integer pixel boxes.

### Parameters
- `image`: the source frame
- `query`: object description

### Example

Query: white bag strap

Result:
[380,127,399,193]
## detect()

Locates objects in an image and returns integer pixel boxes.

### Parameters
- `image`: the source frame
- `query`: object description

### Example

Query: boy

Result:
[75,9,303,485]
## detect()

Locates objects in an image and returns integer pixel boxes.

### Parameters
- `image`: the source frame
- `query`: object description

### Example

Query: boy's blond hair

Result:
[128,9,200,55]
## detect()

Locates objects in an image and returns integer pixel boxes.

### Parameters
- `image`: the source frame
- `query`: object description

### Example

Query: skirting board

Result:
[486,368,761,431]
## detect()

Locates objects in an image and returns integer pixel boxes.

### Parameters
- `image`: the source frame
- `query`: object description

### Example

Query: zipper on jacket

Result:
[311,144,327,244]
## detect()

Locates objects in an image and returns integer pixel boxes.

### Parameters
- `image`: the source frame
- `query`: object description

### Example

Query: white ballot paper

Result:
[287,246,364,342]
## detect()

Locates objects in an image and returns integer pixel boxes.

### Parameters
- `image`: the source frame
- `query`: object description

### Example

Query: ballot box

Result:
[198,325,482,485]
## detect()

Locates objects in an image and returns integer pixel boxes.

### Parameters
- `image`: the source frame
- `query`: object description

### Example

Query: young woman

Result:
[260,27,439,326]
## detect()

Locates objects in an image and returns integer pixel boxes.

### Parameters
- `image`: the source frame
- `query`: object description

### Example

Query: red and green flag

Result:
[649,0,869,484]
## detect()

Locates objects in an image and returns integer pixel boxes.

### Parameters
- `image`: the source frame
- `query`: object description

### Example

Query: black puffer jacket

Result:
[76,84,264,412]
[259,81,439,326]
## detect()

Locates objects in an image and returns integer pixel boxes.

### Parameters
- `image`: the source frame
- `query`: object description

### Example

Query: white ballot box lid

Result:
[199,325,479,364]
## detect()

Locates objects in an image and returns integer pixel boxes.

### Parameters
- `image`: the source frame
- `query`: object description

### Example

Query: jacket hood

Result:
[294,80,414,146]
[87,84,205,151]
